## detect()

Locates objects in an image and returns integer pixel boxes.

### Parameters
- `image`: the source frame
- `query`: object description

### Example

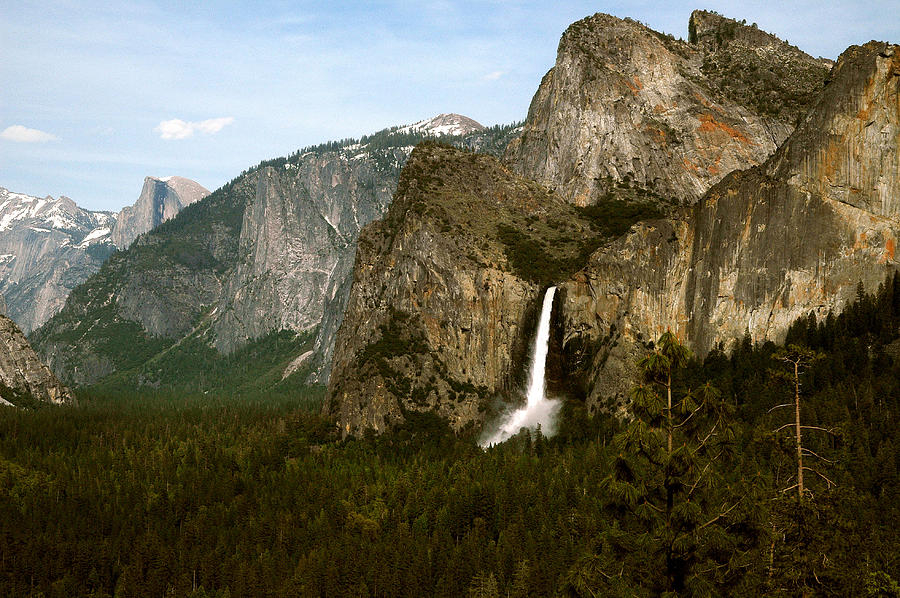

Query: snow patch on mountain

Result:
[396,113,485,137]
[78,227,112,248]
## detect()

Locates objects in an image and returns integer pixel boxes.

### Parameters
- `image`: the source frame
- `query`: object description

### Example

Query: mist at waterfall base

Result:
[480,286,561,447]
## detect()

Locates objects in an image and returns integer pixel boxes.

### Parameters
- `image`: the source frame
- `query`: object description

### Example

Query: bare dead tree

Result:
[770,344,836,500]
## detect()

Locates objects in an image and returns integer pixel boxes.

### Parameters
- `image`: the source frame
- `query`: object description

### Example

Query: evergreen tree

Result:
[575,331,759,595]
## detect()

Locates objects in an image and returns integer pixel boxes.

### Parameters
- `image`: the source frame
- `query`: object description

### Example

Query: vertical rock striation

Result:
[32,120,519,388]
[559,41,900,409]
[211,151,400,380]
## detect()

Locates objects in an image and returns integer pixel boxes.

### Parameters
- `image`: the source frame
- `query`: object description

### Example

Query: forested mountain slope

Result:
[31,117,520,393]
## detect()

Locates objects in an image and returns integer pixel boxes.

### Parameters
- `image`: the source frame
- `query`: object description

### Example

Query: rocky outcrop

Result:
[559,41,900,409]
[504,12,829,207]
[30,175,249,387]
[326,143,611,436]
[690,11,834,125]
[110,176,209,248]
[0,188,116,333]
[0,314,73,405]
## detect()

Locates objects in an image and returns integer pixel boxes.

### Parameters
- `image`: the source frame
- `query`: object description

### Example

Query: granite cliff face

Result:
[110,176,209,248]
[0,314,73,406]
[32,119,516,388]
[0,177,207,334]
[0,188,116,333]
[325,143,648,435]
[505,12,830,207]
[31,176,250,386]
[326,17,897,436]
[558,41,900,409]
[688,10,834,125]
[210,151,401,379]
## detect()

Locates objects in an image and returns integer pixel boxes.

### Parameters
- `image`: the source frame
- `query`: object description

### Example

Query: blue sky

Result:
[2,1,898,211]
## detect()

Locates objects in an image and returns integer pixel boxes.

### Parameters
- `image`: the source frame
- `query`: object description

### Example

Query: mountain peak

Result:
[110,176,209,248]
[398,113,485,137]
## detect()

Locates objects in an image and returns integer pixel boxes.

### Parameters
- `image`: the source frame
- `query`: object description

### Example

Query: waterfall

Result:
[481,286,560,447]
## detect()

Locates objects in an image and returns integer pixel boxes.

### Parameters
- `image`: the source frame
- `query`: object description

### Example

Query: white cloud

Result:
[482,70,505,81]
[155,117,234,140]
[0,125,59,143]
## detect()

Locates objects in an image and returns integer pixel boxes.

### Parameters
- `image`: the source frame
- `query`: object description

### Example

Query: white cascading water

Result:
[481,286,560,447]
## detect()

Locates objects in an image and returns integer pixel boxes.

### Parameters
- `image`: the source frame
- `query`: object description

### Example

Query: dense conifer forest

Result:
[3,277,900,596]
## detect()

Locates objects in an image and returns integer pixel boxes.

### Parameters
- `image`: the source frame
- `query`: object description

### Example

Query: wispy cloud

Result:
[1,125,59,143]
[482,70,505,81]
[154,117,234,140]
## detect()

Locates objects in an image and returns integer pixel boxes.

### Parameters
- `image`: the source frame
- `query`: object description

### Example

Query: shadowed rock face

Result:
[505,11,830,207]
[29,149,403,387]
[0,315,73,405]
[559,42,900,410]
[111,176,209,248]
[324,15,890,437]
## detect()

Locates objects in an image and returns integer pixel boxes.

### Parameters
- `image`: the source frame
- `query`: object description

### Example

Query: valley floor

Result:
[3,280,900,596]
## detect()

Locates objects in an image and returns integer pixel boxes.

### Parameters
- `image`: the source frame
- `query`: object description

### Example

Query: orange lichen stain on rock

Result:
[624,76,642,95]
[692,92,725,115]
[653,104,666,114]
[682,157,701,172]
[885,238,895,261]
[823,138,843,182]
[697,113,755,145]
[693,91,713,109]
[645,125,667,145]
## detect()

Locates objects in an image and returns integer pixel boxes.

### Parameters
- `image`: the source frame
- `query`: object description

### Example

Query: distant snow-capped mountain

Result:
[0,188,115,242]
[396,113,486,137]
[0,176,208,333]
